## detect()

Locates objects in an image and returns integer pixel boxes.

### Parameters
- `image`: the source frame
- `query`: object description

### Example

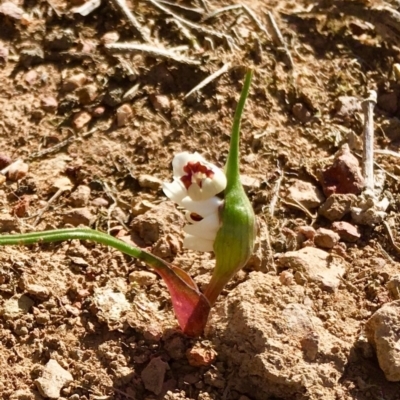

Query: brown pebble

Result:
[150,94,170,112]
[40,96,58,112]
[63,72,87,91]
[69,185,91,207]
[116,104,133,127]
[63,208,94,226]
[138,174,162,190]
[78,84,98,105]
[72,111,92,130]
[24,70,37,85]
[332,221,360,242]
[292,103,312,123]
[378,92,398,114]
[92,106,105,117]
[0,154,11,169]
[7,161,29,181]
[91,197,109,207]
[314,228,340,249]
[101,31,120,44]
[186,345,217,367]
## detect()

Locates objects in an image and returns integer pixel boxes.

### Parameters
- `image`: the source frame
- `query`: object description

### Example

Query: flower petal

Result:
[183,212,220,240]
[183,234,214,252]
[201,171,227,198]
[181,196,222,217]
[172,152,203,178]
[162,180,186,205]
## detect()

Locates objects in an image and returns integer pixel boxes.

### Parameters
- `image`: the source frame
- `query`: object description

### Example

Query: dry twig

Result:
[33,187,68,226]
[361,90,377,195]
[105,42,200,65]
[146,0,234,44]
[110,0,150,42]
[185,62,231,98]
[265,11,294,69]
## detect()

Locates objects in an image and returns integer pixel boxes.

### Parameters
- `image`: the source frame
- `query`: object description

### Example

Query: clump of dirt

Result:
[1,0,400,399]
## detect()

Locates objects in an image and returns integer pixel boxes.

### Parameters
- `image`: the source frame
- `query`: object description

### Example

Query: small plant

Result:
[0,70,255,336]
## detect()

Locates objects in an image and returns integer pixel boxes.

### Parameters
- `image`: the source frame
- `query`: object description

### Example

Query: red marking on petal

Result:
[181,161,215,190]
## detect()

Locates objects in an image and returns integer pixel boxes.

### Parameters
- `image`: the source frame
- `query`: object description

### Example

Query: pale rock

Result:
[0,2,24,19]
[277,247,347,292]
[62,208,94,226]
[141,357,168,395]
[138,174,162,190]
[7,161,29,181]
[69,185,91,207]
[240,175,261,191]
[365,300,400,381]
[206,272,350,399]
[314,228,340,249]
[35,359,73,399]
[150,94,170,112]
[24,283,50,300]
[319,193,356,221]
[332,221,360,242]
[116,104,133,127]
[286,180,324,209]
[101,31,120,44]
[0,294,34,321]
[334,96,361,119]
[50,177,73,193]
[0,212,18,232]
[63,72,87,91]
[186,345,217,367]
[41,96,58,112]
[72,111,92,130]
[129,270,157,287]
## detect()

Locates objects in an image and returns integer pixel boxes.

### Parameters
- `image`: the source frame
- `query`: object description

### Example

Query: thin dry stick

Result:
[169,19,201,50]
[203,4,242,21]
[198,0,210,13]
[383,220,400,254]
[375,149,400,158]
[33,187,67,226]
[241,4,271,40]
[110,0,150,42]
[265,11,294,69]
[268,163,284,217]
[146,0,234,43]
[105,42,200,65]
[361,90,377,194]
[185,62,231,98]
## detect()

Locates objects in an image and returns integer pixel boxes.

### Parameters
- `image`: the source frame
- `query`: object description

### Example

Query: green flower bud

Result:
[204,70,256,305]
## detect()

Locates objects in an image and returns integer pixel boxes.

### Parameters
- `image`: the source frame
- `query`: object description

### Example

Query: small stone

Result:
[314,228,340,249]
[378,92,398,114]
[0,2,24,19]
[319,145,364,196]
[36,312,50,324]
[0,213,18,232]
[24,70,38,85]
[101,31,120,44]
[164,335,186,360]
[92,106,105,117]
[319,194,356,221]
[0,174,5,186]
[334,96,361,119]
[365,300,400,381]
[0,154,11,169]
[112,365,134,385]
[0,294,34,321]
[63,208,94,226]
[332,221,360,242]
[186,345,217,367]
[140,357,168,395]
[41,96,58,112]
[297,226,316,239]
[78,84,98,105]
[277,247,347,292]
[387,275,400,300]
[50,177,73,193]
[72,111,92,130]
[35,359,74,399]
[24,283,50,300]
[292,103,312,123]
[116,104,133,127]
[63,72,87,91]
[129,270,157,287]
[69,185,91,207]
[301,331,319,361]
[150,94,170,112]
[279,270,294,286]
[7,161,29,181]
[138,174,162,190]
[287,180,324,209]
[91,197,109,207]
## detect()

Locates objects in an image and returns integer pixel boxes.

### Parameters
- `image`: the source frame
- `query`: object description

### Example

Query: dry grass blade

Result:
[241,4,271,40]
[203,4,242,21]
[146,0,234,43]
[383,220,400,254]
[265,11,294,69]
[105,42,201,65]
[185,62,231,98]
[110,0,150,42]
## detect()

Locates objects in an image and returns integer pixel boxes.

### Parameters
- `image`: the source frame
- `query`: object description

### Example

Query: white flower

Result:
[163,152,226,252]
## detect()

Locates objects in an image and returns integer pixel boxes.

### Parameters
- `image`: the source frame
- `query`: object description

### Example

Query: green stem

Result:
[225,70,253,191]
[0,228,169,270]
